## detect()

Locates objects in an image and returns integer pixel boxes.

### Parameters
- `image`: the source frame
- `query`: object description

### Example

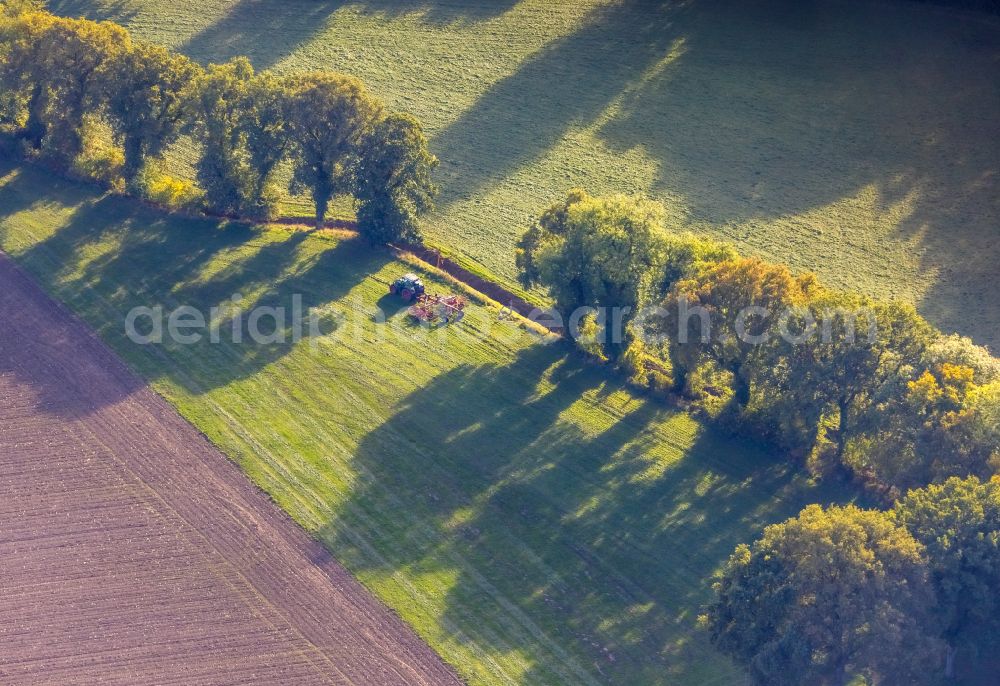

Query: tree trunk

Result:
[835,397,850,460]
[945,644,957,679]
[669,348,687,394]
[122,136,145,194]
[250,159,279,216]
[314,198,327,229]
[313,170,332,229]
[43,114,84,166]
[21,83,46,149]
[732,365,751,409]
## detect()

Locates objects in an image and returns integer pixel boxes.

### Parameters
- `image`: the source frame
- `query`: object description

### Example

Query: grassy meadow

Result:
[0,160,860,684]
[48,0,1000,349]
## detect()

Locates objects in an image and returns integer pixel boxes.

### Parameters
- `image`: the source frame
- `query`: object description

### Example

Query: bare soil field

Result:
[0,252,460,686]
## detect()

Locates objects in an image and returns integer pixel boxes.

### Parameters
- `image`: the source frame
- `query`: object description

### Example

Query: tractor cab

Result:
[389,273,426,302]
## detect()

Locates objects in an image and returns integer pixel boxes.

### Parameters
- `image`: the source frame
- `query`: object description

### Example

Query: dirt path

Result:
[0,252,462,686]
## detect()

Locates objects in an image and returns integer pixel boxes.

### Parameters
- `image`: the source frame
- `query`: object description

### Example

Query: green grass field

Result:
[48,0,1000,349]
[0,160,860,684]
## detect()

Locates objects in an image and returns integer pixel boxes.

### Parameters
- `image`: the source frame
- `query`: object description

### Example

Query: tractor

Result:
[389,273,426,302]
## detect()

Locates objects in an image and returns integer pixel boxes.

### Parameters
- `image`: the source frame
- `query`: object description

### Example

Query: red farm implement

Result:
[408,293,467,324]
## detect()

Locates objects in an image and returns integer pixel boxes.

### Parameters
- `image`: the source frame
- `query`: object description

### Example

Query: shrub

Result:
[71,115,123,191]
[138,163,203,210]
[621,337,674,397]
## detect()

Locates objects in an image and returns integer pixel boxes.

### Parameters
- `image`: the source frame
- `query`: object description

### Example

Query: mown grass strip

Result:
[48,0,1000,347]
[0,161,859,685]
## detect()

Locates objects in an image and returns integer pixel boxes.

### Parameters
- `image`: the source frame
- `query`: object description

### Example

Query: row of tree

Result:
[517,189,999,496]
[706,476,1000,684]
[0,4,438,243]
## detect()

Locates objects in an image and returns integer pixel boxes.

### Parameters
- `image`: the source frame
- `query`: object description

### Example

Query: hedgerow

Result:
[0,4,437,242]
[519,189,999,497]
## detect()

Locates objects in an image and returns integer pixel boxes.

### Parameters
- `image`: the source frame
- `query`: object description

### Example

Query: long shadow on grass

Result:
[320,342,857,684]
[427,0,999,346]
[332,0,517,24]
[47,0,138,24]
[0,165,154,416]
[600,0,1000,225]
[99,225,386,394]
[0,157,55,225]
[596,0,1000,347]
[176,0,518,69]
[147,231,391,394]
[429,0,689,208]
[176,0,339,68]
[2,168,388,395]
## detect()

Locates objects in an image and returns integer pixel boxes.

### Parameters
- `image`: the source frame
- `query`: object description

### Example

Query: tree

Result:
[859,362,1000,490]
[707,504,939,686]
[516,189,670,358]
[354,112,438,244]
[659,232,738,293]
[830,321,995,491]
[190,57,256,215]
[790,293,934,473]
[659,257,817,409]
[282,72,382,227]
[900,338,999,469]
[33,17,128,165]
[242,70,290,216]
[0,10,55,148]
[895,477,1000,678]
[99,39,199,192]
[0,0,46,16]
[623,233,738,397]
[924,333,1000,384]
[189,59,292,217]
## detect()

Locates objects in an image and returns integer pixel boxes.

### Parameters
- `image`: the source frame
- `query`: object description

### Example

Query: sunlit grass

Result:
[48,0,1000,348]
[0,161,859,684]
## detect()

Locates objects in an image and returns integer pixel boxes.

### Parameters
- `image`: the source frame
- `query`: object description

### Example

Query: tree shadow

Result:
[151,231,391,394]
[174,0,340,68]
[1,165,389,396]
[47,0,139,24]
[41,0,1000,347]
[0,157,57,228]
[320,342,858,683]
[332,0,518,24]
[429,0,688,207]
[0,252,147,419]
[177,0,518,69]
[596,0,1000,346]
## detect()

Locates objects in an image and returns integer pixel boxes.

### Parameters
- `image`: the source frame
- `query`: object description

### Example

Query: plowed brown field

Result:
[0,252,461,686]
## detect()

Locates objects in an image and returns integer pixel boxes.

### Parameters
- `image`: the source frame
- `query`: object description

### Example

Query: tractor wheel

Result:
[401,288,413,302]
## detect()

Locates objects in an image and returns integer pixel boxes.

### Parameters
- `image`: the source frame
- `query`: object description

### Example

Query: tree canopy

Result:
[283,72,383,227]
[894,476,1000,678]
[354,112,438,244]
[707,503,938,686]
[660,256,818,408]
[516,189,671,357]
[99,39,197,190]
